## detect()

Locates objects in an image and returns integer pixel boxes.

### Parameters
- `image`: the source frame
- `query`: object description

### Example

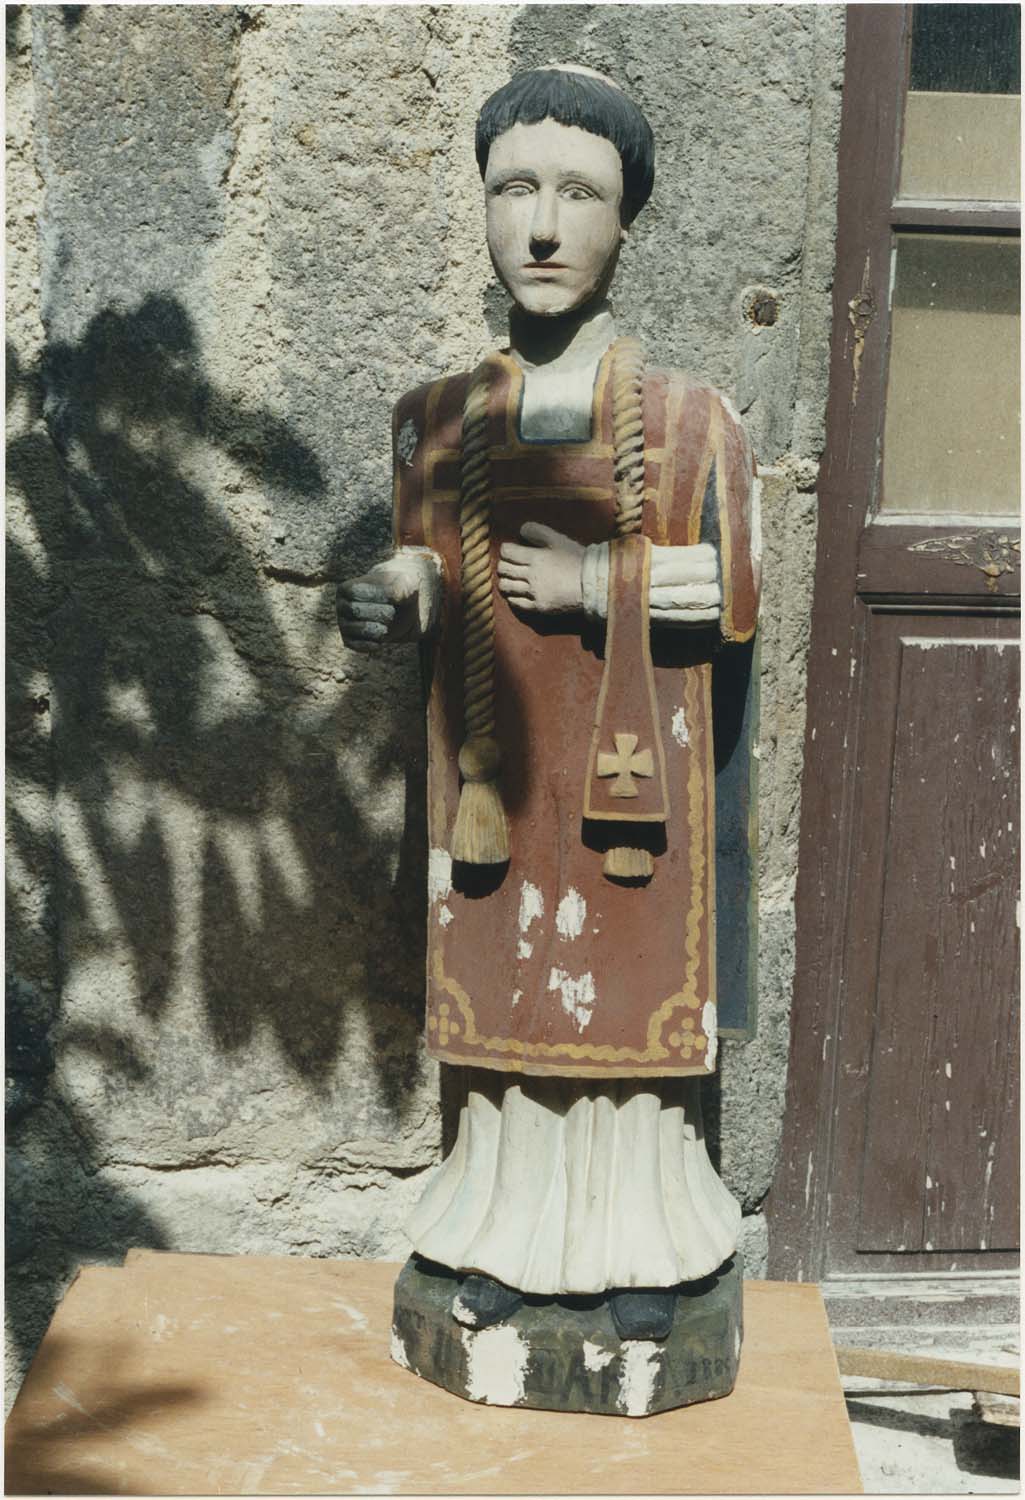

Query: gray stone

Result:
[392,1255,744,1417]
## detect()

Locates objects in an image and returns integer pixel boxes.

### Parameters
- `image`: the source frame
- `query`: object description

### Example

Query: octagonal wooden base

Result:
[391,1253,743,1417]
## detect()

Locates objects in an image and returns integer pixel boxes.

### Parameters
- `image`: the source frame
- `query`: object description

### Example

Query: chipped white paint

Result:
[617,1340,662,1417]
[945,1061,952,1079]
[556,888,587,941]
[822,1031,832,1061]
[583,1341,615,1372]
[671,705,690,746]
[734,1326,741,1362]
[518,880,544,932]
[512,989,522,1007]
[979,841,987,859]
[438,904,454,927]
[926,1175,933,1189]
[461,1324,528,1407]
[389,1329,411,1370]
[804,1153,814,1207]
[547,967,596,1031]
[517,939,533,961]
[702,999,718,1071]
[428,847,452,905]
[452,1294,478,1328]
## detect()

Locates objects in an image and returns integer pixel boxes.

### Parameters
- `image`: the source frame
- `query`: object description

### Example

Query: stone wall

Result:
[5,3,843,1406]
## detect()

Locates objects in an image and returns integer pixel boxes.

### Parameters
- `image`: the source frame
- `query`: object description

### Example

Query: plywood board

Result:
[5,1252,862,1495]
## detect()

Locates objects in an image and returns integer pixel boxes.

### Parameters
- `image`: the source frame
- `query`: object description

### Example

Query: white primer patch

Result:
[617,1340,662,1417]
[517,939,533,961]
[452,1295,479,1329]
[389,1330,411,1370]
[556,888,587,940]
[461,1325,528,1406]
[548,967,596,1031]
[428,847,452,905]
[512,989,523,1007]
[518,880,544,932]
[438,904,454,928]
[671,705,690,747]
[702,999,718,1071]
[583,1341,615,1372]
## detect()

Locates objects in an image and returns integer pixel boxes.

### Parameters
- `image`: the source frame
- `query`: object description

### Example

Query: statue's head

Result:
[475,66,655,319]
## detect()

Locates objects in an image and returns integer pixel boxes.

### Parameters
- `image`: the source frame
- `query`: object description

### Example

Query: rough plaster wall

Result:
[5,3,840,1403]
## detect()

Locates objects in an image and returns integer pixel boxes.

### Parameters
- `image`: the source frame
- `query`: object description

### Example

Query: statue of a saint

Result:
[339,66,759,1415]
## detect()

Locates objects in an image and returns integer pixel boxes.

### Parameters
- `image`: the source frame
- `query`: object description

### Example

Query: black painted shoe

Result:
[609,1287,676,1341]
[452,1273,523,1329]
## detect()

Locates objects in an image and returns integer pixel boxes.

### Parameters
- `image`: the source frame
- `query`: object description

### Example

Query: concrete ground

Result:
[839,1326,1020,1494]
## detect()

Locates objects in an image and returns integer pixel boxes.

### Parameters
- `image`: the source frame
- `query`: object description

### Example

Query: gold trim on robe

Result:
[393,346,758,1078]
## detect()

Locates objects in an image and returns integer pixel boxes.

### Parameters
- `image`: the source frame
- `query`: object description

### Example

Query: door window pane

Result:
[880,234,1020,515]
[900,4,1021,201]
[909,4,1020,95]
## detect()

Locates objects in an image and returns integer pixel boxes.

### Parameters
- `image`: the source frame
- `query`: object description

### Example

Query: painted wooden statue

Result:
[338,66,759,1416]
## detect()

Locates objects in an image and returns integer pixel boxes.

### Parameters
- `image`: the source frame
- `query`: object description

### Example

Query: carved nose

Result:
[529,233,560,261]
[529,192,559,256]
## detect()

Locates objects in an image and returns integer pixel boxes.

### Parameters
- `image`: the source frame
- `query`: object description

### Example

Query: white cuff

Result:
[396,545,443,637]
[581,542,610,623]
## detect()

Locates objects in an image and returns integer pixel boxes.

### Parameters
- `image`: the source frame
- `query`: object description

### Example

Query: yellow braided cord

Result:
[607,336,652,881]
[611,335,646,537]
[452,363,509,864]
[459,368,496,741]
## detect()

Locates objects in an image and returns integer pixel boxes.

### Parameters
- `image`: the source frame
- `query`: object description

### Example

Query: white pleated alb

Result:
[405,1070,741,1296]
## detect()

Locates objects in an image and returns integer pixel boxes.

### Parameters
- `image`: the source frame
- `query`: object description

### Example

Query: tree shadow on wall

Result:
[6,295,429,1374]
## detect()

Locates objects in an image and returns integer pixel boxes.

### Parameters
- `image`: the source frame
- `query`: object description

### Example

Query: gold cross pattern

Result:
[596,732,654,799]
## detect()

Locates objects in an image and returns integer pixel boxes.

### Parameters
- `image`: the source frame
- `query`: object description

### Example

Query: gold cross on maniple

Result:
[596,733,654,799]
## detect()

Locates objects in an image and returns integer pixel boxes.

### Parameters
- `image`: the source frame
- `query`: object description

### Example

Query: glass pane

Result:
[880,235,1020,515]
[901,93,1021,201]
[910,4,1020,95]
[901,5,1021,201]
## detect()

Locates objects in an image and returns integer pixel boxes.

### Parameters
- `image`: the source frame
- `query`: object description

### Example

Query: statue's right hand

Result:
[337,553,435,649]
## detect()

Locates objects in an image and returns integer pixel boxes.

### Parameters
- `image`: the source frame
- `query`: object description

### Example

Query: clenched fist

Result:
[337,549,441,650]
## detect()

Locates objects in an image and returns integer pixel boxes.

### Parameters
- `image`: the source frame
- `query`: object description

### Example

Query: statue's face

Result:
[484,118,625,319]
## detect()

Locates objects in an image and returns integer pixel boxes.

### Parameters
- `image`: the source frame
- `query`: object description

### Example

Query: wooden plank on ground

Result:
[973,1391,1021,1428]
[5,1253,863,1495]
[836,1345,1020,1396]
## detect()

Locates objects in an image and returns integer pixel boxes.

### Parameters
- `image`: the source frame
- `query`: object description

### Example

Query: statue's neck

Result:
[508,302,617,375]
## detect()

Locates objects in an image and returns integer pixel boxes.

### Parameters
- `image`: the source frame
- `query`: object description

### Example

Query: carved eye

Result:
[502,182,534,198]
[561,184,595,202]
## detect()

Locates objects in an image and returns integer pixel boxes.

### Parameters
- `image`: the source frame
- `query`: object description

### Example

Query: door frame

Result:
[766,3,1020,1289]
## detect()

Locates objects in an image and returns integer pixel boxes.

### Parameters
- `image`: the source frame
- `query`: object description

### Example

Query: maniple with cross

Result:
[338,66,760,1415]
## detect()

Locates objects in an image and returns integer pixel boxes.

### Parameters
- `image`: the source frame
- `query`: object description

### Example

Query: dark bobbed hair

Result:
[475,68,655,224]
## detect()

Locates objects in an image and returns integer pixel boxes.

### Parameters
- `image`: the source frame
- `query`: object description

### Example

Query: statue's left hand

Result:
[497,523,584,614]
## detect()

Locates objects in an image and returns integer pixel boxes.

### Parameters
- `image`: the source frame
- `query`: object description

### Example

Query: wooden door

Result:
[768,4,1020,1317]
